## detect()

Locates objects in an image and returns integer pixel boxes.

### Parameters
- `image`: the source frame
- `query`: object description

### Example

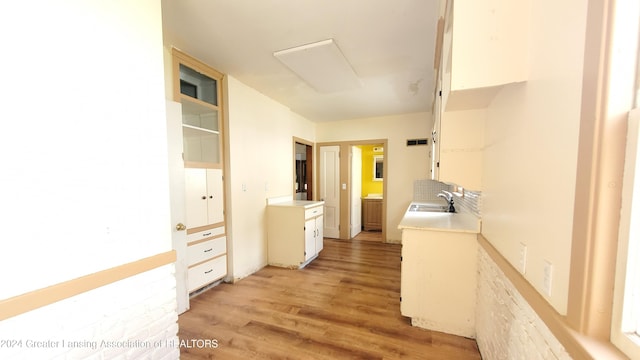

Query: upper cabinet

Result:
[440,0,529,111]
[431,0,528,190]
[172,49,224,168]
[436,109,486,191]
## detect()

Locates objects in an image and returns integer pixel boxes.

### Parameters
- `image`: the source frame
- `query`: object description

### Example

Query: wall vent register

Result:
[407,139,428,146]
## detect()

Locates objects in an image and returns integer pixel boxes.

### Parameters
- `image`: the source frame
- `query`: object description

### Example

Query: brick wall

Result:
[476,247,571,360]
[0,265,179,359]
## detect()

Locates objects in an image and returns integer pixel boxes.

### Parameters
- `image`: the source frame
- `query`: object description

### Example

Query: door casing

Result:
[316,139,388,241]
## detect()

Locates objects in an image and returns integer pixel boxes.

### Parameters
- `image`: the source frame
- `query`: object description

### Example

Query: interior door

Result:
[166,101,189,314]
[350,146,362,238]
[320,145,340,238]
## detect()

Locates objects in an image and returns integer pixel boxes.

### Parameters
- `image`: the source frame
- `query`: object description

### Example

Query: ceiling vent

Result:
[274,39,361,93]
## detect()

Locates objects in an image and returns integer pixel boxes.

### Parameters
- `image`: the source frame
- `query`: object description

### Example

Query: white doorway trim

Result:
[350,146,362,238]
[316,139,388,241]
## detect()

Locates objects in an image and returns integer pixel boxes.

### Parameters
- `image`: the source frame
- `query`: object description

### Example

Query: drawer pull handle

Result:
[204,269,213,274]
[204,248,213,252]
[203,232,212,236]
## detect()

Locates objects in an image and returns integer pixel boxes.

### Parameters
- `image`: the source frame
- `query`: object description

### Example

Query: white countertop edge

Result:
[398,223,480,233]
[398,202,481,233]
[268,200,324,208]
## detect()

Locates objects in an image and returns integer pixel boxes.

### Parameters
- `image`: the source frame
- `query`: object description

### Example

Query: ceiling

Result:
[161,0,441,122]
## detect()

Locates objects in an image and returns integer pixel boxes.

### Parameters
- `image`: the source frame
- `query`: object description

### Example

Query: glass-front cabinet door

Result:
[172,49,224,168]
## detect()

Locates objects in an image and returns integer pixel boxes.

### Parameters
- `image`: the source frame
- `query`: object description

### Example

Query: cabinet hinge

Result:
[436,161,440,168]
[400,296,402,302]
[400,256,403,262]
[439,90,442,97]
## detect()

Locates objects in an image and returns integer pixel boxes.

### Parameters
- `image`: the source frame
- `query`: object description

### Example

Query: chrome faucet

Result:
[437,190,456,213]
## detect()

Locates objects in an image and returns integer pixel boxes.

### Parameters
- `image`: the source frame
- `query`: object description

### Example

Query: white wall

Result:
[225,76,316,280]
[316,113,431,241]
[481,0,588,314]
[0,0,178,358]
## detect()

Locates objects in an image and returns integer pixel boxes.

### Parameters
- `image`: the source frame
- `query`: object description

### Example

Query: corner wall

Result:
[224,76,316,281]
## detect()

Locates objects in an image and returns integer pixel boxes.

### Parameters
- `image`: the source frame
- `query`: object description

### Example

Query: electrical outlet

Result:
[518,242,527,274]
[543,260,553,297]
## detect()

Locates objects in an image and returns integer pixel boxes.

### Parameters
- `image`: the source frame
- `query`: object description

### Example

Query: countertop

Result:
[397,202,481,233]
[268,200,324,209]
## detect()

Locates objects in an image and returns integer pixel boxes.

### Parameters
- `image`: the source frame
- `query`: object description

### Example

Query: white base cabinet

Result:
[401,228,478,338]
[186,226,226,292]
[267,201,324,268]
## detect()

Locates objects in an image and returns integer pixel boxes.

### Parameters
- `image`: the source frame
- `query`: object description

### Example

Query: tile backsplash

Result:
[413,179,482,217]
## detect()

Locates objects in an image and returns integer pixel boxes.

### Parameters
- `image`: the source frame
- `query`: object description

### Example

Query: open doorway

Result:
[352,144,384,242]
[294,138,313,200]
[318,139,387,242]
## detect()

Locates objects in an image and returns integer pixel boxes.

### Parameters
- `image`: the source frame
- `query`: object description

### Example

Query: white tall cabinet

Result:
[172,49,227,296]
[267,201,324,268]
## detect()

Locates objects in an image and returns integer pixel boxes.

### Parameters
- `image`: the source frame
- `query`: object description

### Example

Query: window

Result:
[615,108,640,355]
[611,0,640,356]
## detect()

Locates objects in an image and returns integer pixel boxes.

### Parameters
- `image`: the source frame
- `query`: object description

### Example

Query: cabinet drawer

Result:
[305,206,323,219]
[187,225,225,244]
[187,237,226,266]
[188,256,226,292]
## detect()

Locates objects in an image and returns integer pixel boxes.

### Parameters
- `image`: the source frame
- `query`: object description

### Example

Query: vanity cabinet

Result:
[362,198,382,231]
[267,201,324,268]
[173,48,227,294]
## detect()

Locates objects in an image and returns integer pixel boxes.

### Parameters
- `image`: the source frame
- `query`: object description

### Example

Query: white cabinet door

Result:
[185,168,224,229]
[184,168,208,228]
[315,215,324,253]
[304,218,316,261]
[206,168,224,224]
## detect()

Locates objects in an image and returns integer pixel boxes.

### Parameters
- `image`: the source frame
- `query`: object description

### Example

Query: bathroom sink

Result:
[408,203,449,213]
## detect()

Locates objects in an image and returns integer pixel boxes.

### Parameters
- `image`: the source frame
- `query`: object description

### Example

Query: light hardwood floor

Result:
[352,230,383,242]
[178,238,481,359]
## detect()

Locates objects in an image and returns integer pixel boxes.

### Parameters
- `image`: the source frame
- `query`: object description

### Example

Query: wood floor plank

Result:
[178,238,481,359]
